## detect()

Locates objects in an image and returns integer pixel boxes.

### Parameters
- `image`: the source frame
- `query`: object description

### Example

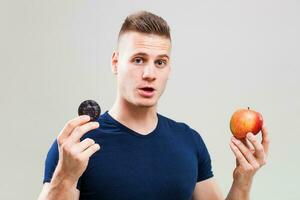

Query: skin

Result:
[38,31,270,200]
[38,115,98,200]
[109,31,171,134]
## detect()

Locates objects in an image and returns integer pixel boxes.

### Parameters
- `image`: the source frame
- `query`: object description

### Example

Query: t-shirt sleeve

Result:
[42,140,82,190]
[190,128,214,182]
[43,140,59,184]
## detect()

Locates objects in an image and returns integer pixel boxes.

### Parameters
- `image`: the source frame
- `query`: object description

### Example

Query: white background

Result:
[1,0,299,199]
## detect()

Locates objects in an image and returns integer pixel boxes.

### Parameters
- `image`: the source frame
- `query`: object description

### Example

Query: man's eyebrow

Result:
[157,54,169,59]
[131,52,148,57]
[131,52,170,59]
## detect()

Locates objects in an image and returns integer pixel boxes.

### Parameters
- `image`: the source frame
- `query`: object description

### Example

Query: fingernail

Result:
[82,115,90,120]
[231,137,239,144]
[246,132,253,138]
[96,144,101,150]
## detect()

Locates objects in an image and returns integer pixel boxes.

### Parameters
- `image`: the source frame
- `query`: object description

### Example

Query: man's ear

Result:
[111,51,119,75]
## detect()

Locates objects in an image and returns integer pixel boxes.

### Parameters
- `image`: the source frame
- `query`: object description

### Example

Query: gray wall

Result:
[1,0,299,199]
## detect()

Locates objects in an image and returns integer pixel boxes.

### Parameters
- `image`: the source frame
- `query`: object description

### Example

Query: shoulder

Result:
[158,113,210,154]
[158,113,190,130]
[158,113,202,138]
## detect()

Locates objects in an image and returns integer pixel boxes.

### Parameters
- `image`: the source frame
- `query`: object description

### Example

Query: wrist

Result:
[232,179,252,193]
[226,180,252,200]
[232,175,253,191]
[51,166,78,189]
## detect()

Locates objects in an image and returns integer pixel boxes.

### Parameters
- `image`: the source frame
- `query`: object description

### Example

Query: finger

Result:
[261,126,270,156]
[74,138,95,153]
[246,139,255,153]
[69,121,99,143]
[246,132,266,164]
[231,137,259,168]
[240,138,255,153]
[229,141,251,169]
[57,115,91,145]
[80,143,101,159]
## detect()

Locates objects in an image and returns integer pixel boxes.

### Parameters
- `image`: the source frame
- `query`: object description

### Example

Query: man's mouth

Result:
[138,87,155,97]
[140,87,155,92]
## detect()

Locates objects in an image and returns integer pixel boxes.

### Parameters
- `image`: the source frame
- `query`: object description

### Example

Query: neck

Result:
[108,96,158,135]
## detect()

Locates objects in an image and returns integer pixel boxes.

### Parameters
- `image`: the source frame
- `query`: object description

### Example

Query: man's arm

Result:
[38,115,101,200]
[192,177,224,200]
[193,126,270,200]
[192,177,253,200]
[38,182,79,200]
[38,164,80,200]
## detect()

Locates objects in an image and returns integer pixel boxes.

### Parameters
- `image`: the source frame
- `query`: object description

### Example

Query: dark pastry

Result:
[78,100,101,121]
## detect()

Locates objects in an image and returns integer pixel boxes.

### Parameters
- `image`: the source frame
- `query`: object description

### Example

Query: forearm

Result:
[225,178,253,200]
[38,170,78,200]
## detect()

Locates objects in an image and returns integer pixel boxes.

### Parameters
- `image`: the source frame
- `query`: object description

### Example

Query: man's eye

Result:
[155,59,167,67]
[133,57,144,64]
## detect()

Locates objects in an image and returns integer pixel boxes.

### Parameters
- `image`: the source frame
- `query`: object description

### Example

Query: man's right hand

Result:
[38,115,100,200]
[55,115,100,183]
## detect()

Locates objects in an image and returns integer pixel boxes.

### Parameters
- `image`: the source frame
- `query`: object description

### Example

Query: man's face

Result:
[112,31,171,108]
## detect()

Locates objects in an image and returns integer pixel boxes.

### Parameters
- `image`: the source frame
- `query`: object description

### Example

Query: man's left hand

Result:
[229,126,270,187]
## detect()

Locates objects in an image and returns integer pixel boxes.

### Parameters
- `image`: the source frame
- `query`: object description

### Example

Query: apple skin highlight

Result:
[230,108,263,139]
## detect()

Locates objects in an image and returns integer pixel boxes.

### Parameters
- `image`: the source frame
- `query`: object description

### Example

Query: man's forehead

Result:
[118,32,171,55]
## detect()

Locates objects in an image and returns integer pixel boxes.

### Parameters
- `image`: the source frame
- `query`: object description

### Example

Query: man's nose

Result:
[142,64,156,81]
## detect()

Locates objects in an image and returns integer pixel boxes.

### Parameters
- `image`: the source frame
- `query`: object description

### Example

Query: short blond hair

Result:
[118,11,171,40]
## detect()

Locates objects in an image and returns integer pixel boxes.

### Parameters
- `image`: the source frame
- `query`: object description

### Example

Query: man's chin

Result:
[136,103,156,108]
[135,100,157,108]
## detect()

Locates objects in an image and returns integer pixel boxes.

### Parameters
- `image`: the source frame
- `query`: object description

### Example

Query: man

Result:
[38,11,269,200]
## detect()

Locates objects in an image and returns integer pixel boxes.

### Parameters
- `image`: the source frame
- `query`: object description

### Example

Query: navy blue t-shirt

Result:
[43,111,213,200]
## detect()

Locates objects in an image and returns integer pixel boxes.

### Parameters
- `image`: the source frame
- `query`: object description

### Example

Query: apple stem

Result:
[248,107,250,110]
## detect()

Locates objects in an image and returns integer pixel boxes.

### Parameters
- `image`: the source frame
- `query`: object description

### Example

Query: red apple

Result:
[230,107,263,139]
